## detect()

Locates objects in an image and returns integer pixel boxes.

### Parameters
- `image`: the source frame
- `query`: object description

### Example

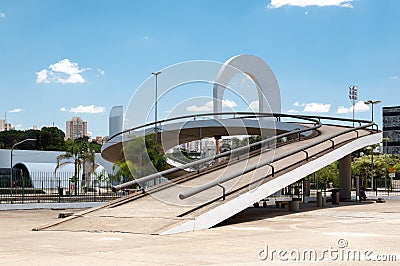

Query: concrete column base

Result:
[289,201,300,212]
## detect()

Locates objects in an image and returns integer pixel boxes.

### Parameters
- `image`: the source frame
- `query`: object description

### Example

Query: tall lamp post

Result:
[10,138,36,198]
[364,99,381,191]
[349,85,358,127]
[152,71,162,134]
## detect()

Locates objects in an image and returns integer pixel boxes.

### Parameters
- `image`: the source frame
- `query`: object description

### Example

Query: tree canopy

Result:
[0,127,102,152]
[0,127,66,151]
[114,134,167,183]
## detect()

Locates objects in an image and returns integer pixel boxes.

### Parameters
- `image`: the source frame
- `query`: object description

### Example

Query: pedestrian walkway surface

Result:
[0,201,399,265]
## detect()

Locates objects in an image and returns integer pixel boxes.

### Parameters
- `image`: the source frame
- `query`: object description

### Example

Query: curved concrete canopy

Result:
[101,119,311,163]
[213,54,281,116]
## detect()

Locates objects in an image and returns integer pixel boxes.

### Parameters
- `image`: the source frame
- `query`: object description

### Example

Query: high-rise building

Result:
[109,106,123,137]
[383,106,400,154]
[65,116,88,140]
[0,119,14,132]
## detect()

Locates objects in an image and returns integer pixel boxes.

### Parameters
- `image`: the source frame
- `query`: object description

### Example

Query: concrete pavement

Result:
[1,201,399,265]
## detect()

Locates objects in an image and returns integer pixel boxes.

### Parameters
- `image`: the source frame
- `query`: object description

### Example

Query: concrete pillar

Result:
[215,136,221,155]
[317,191,323,207]
[339,154,352,201]
[289,200,300,212]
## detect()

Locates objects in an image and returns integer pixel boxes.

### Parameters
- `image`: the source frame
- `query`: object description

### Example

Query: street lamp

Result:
[10,138,36,198]
[364,100,381,123]
[152,71,162,134]
[349,85,358,127]
[364,99,381,191]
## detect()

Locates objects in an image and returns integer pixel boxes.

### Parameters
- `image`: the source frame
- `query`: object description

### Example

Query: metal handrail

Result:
[105,112,338,143]
[178,120,378,200]
[110,112,377,192]
[111,113,322,192]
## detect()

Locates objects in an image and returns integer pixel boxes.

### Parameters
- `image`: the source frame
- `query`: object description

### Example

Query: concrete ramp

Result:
[37,125,381,235]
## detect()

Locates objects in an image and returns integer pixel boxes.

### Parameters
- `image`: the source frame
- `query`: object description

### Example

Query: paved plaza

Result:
[1,201,399,265]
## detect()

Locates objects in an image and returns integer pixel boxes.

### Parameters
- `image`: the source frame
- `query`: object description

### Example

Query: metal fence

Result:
[0,171,125,204]
[367,178,400,197]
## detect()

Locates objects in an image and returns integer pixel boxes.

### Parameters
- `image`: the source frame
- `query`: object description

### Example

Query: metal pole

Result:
[10,147,13,200]
[10,138,36,201]
[352,97,355,127]
[364,100,381,191]
[152,71,161,134]
[371,103,374,191]
[349,86,358,127]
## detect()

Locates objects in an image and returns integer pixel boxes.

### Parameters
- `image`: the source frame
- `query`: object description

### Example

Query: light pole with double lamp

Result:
[152,71,162,135]
[364,99,381,191]
[10,138,36,199]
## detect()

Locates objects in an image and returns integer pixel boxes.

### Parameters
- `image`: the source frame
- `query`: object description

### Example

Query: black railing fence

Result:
[0,171,130,204]
[349,176,400,197]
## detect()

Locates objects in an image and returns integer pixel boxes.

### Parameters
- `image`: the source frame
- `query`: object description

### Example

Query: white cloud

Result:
[36,69,51,83]
[50,59,88,75]
[288,109,299,114]
[222,99,238,108]
[247,100,259,112]
[337,101,370,114]
[268,0,353,8]
[9,108,22,113]
[36,59,89,84]
[0,12,5,18]
[389,76,399,80]
[60,105,105,114]
[57,73,85,84]
[187,101,213,112]
[303,102,331,113]
[293,101,305,107]
[97,69,105,76]
[186,100,238,112]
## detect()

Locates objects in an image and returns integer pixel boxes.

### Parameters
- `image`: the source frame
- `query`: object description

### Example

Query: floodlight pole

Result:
[348,85,358,127]
[364,99,381,191]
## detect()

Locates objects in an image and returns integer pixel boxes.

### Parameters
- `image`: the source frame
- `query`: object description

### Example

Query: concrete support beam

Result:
[339,154,352,201]
[215,136,221,155]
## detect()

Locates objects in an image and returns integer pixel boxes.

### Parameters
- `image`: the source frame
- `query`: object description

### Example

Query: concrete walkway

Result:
[0,201,399,265]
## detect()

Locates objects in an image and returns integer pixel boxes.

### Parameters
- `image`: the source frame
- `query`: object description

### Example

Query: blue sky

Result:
[0,0,399,137]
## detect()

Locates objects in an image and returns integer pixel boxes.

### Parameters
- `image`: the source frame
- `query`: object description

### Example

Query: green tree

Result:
[313,161,339,188]
[119,134,167,181]
[0,127,66,150]
[39,127,65,151]
[231,137,242,149]
[55,139,96,193]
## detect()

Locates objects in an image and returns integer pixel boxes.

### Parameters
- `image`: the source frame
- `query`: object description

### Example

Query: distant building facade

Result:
[0,119,14,132]
[92,136,107,145]
[181,138,216,158]
[65,116,88,140]
[383,106,400,154]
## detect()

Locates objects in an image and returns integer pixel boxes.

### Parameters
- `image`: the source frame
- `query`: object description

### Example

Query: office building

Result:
[383,106,400,154]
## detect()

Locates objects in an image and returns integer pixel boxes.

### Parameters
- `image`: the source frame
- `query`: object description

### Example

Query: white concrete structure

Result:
[162,132,382,234]
[213,54,281,116]
[0,149,114,189]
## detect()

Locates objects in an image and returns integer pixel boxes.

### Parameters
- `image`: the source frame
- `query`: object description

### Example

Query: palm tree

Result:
[55,139,96,194]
